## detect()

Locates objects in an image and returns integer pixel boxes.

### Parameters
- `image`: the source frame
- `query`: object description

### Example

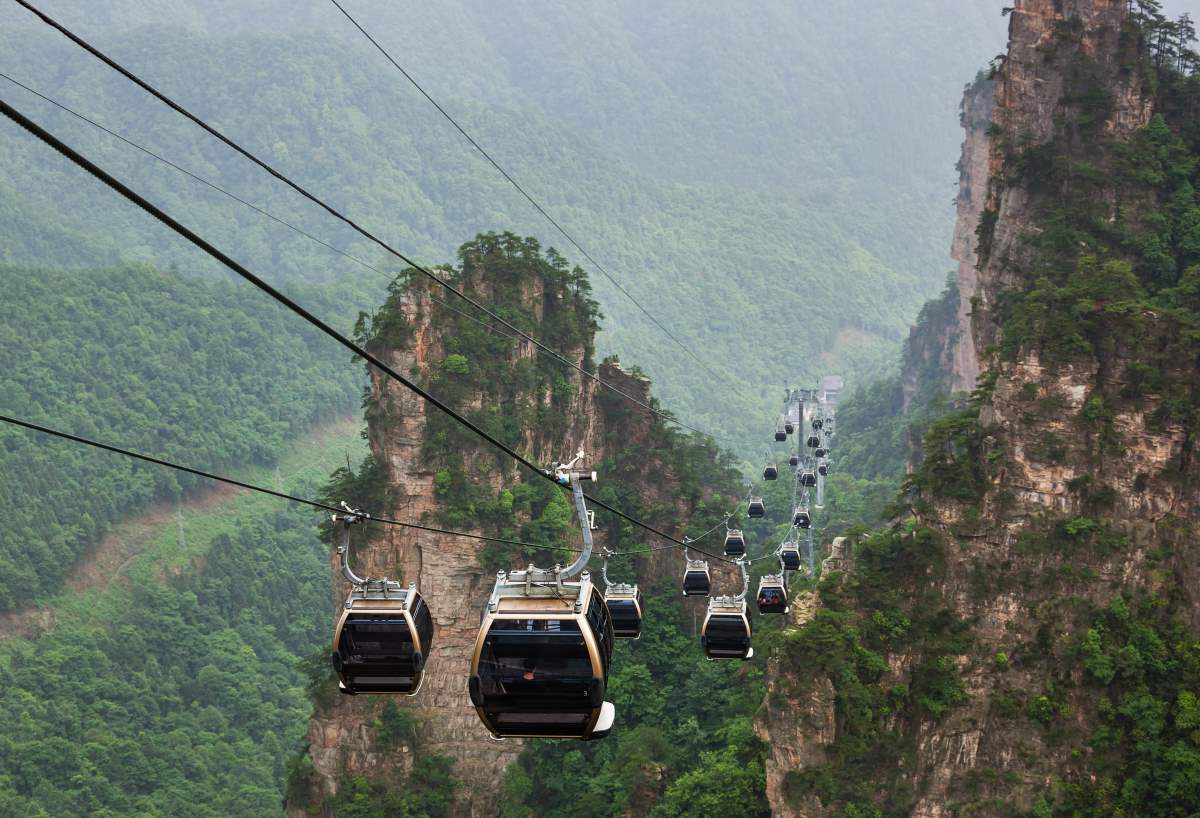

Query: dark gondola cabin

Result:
[333,582,434,696]
[756,577,788,614]
[763,463,779,481]
[724,529,746,557]
[780,544,802,571]
[800,471,817,487]
[818,462,829,476]
[747,497,766,518]
[682,559,711,596]
[815,448,827,458]
[784,421,795,435]
[469,571,615,740]
[806,435,821,448]
[774,428,787,442]
[792,508,811,529]
[604,584,643,639]
[701,599,753,660]
[789,455,800,467]
[812,419,823,430]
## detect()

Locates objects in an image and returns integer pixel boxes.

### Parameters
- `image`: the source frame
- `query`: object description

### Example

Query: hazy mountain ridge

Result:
[0,0,1015,452]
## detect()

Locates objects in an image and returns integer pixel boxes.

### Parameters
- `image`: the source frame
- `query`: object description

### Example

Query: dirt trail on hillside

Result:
[0,415,359,641]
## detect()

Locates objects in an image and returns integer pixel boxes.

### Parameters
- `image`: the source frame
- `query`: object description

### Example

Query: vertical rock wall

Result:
[292,250,731,817]
[761,2,1200,816]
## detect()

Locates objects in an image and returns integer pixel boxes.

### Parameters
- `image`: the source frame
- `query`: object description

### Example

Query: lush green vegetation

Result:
[0,0,1007,452]
[329,757,457,818]
[0,423,364,817]
[0,263,360,610]
[1054,588,1200,816]
[992,13,1200,469]
[767,522,972,815]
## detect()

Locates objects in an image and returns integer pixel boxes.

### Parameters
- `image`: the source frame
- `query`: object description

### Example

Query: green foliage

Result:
[330,756,456,818]
[1028,694,1065,725]
[0,503,334,816]
[906,407,988,502]
[0,263,359,611]
[653,745,767,818]
[912,655,968,717]
[374,702,417,748]
[441,353,471,376]
[1056,592,1200,816]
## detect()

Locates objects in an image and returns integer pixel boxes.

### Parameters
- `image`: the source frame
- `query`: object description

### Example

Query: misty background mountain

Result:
[2,0,1018,452]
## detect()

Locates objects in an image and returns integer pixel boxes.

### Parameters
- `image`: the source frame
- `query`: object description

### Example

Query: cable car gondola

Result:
[683,559,712,596]
[334,584,434,695]
[702,598,753,660]
[774,426,787,442]
[818,461,830,477]
[604,583,643,639]
[789,455,800,467]
[469,457,615,740]
[792,508,811,529]
[469,568,614,740]
[330,508,435,696]
[812,419,823,430]
[724,529,746,557]
[815,448,827,458]
[763,463,779,481]
[784,421,795,435]
[747,497,766,518]
[780,543,802,571]
[806,435,821,448]
[800,470,817,487]
[756,576,788,614]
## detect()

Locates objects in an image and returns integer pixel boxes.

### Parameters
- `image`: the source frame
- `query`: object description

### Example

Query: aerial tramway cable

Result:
[325,0,728,384]
[0,412,696,559]
[0,96,730,564]
[0,65,716,443]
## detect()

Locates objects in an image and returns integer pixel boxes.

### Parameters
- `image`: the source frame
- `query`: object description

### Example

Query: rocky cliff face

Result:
[901,74,993,410]
[288,234,734,817]
[761,2,1200,816]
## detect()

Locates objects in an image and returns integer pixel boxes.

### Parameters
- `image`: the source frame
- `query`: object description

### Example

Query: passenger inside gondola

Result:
[474,618,601,737]
[757,586,786,611]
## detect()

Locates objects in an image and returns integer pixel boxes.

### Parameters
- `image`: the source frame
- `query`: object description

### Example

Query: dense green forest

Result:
[0,263,360,610]
[0,426,364,817]
[0,0,1010,451]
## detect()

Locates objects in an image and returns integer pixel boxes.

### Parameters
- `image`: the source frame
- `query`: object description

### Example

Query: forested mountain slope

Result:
[0,424,365,817]
[0,0,1011,451]
[0,263,359,610]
